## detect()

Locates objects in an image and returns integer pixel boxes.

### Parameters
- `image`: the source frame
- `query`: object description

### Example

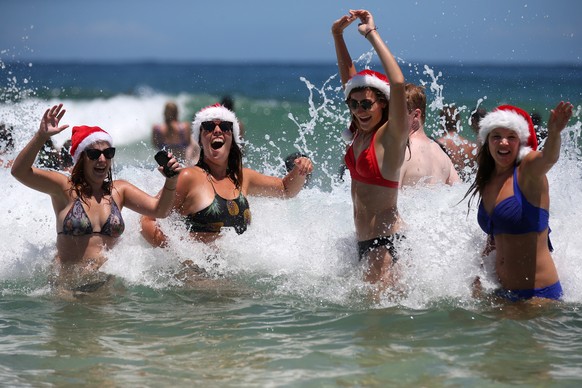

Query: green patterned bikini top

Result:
[183,177,251,235]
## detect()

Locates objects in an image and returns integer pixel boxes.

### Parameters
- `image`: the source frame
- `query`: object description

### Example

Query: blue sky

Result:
[1,0,581,64]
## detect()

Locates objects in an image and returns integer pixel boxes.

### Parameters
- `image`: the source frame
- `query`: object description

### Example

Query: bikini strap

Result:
[205,172,219,194]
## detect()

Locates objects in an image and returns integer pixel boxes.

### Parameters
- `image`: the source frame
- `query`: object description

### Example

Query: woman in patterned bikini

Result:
[140,103,313,247]
[11,104,180,294]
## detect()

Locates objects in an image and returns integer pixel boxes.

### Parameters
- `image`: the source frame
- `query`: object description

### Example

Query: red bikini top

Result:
[344,131,399,189]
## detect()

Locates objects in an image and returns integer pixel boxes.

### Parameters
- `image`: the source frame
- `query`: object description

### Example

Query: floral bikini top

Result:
[59,197,125,237]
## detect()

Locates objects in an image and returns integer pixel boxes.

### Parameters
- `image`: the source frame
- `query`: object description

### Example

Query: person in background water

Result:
[470,106,487,137]
[152,101,193,163]
[530,110,548,146]
[220,95,246,141]
[11,104,181,295]
[332,9,409,294]
[464,101,573,302]
[399,83,460,187]
[140,103,312,247]
[0,123,15,168]
[436,105,478,181]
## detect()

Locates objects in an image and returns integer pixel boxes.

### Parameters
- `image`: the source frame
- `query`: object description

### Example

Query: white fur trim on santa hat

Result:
[478,109,530,145]
[344,70,390,100]
[72,130,113,163]
[478,108,534,162]
[191,104,241,145]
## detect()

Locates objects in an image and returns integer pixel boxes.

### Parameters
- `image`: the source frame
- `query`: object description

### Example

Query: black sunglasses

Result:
[85,147,116,160]
[201,120,233,132]
[345,99,378,111]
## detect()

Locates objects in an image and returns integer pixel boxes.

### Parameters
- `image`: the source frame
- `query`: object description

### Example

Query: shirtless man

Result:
[436,105,478,181]
[399,84,459,187]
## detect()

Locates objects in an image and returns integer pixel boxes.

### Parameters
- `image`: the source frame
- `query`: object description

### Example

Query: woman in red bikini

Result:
[11,104,180,294]
[332,10,409,293]
[466,102,573,302]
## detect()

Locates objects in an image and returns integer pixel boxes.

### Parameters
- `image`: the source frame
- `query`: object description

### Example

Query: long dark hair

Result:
[69,152,113,205]
[462,142,496,210]
[197,140,244,190]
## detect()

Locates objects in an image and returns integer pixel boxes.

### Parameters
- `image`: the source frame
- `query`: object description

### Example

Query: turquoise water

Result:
[1,60,582,386]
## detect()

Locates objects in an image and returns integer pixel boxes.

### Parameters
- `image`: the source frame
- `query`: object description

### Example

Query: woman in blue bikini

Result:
[11,104,180,293]
[465,102,573,301]
[140,103,312,246]
[332,10,409,293]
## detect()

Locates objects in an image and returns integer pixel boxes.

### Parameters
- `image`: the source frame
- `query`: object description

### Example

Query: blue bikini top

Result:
[477,167,549,236]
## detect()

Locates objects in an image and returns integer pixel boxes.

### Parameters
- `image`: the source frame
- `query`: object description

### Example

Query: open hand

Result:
[39,104,69,139]
[548,101,573,135]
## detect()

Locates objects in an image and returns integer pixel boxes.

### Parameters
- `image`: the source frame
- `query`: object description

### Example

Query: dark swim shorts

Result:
[357,234,406,262]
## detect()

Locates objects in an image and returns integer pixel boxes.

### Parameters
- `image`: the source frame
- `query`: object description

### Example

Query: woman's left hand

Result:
[548,101,573,135]
[293,157,313,176]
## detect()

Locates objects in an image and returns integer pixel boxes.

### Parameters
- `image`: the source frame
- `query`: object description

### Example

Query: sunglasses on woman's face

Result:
[345,98,378,111]
[201,120,233,132]
[85,147,116,160]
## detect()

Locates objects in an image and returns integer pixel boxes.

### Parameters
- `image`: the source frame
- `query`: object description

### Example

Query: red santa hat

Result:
[70,125,113,163]
[344,69,391,100]
[191,103,241,145]
[478,105,538,162]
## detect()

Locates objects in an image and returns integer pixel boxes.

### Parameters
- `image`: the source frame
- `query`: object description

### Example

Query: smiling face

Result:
[200,120,233,164]
[348,88,387,133]
[487,127,521,167]
[83,141,113,182]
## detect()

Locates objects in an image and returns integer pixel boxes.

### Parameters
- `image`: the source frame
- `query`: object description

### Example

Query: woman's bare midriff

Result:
[352,181,403,240]
[53,234,117,290]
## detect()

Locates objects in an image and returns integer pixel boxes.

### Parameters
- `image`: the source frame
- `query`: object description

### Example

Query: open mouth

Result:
[211,139,224,150]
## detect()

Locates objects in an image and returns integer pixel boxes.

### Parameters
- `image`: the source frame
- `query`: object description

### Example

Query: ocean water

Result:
[1,58,582,386]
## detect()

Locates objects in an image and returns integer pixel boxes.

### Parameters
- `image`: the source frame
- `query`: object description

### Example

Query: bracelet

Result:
[163,185,176,191]
[365,27,377,38]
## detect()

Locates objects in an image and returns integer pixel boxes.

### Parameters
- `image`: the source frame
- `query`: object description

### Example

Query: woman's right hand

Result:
[351,9,376,37]
[39,104,69,139]
[548,101,573,136]
[332,12,357,36]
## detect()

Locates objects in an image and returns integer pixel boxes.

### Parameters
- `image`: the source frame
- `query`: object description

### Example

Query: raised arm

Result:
[332,12,358,86]
[245,156,313,198]
[352,9,408,142]
[523,101,573,177]
[11,104,70,195]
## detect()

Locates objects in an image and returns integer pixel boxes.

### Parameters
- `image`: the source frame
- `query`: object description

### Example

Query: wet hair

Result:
[405,83,426,123]
[69,150,113,204]
[164,102,178,121]
[196,138,243,190]
[470,107,487,127]
[220,96,235,111]
[440,105,460,133]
